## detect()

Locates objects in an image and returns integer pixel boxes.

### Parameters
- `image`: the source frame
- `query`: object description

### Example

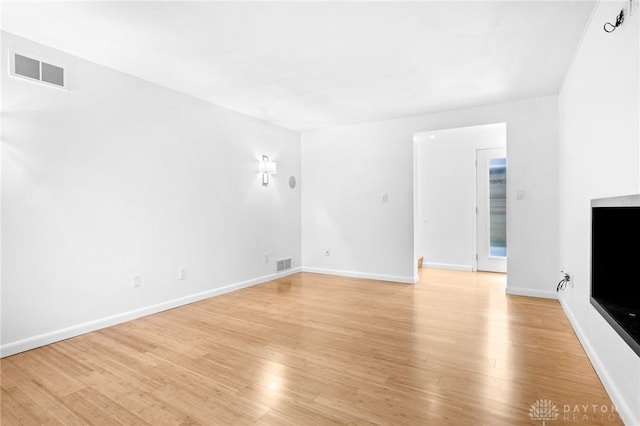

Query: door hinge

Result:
[475,206,478,214]
[476,253,478,260]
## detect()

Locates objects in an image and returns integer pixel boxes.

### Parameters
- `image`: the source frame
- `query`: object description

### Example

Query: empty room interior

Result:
[1,1,639,425]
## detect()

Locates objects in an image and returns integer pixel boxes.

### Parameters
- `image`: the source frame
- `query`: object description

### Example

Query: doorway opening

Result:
[413,123,507,278]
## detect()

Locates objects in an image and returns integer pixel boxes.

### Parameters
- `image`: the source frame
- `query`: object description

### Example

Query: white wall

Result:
[558,2,640,424]
[302,96,559,295]
[1,32,302,356]
[415,123,506,271]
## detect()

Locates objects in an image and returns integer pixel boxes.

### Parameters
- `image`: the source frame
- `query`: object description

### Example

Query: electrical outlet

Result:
[132,274,142,288]
[179,267,187,280]
[325,248,331,256]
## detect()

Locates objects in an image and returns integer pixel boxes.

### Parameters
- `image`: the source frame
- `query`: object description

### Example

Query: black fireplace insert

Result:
[590,194,640,357]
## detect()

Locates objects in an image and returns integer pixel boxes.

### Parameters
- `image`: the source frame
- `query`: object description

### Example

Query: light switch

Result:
[381,193,389,203]
[132,275,142,288]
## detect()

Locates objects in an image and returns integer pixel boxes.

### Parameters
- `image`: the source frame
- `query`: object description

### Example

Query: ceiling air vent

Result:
[9,51,67,89]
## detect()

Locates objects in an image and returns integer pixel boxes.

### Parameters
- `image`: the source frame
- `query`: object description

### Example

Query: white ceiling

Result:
[1,1,595,131]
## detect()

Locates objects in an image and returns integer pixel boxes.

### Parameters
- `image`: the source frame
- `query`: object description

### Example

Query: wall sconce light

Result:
[258,155,277,185]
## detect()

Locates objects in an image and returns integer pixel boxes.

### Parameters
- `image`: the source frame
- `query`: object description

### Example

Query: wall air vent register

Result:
[277,258,292,272]
[9,51,67,89]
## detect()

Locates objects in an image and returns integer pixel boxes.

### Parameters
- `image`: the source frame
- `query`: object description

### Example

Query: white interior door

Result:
[476,148,507,273]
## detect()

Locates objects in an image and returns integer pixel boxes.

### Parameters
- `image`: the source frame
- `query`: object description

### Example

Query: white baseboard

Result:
[302,267,415,284]
[0,268,301,358]
[559,297,639,426]
[505,286,558,299]
[424,262,473,271]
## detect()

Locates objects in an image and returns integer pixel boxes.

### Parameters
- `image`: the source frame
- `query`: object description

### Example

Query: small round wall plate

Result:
[289,176,296,189]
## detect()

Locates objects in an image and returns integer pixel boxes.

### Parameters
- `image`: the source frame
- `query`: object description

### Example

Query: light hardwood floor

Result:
[1,269,623,425]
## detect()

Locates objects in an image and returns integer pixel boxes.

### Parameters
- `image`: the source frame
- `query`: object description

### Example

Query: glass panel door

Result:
[477,148,507,273]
